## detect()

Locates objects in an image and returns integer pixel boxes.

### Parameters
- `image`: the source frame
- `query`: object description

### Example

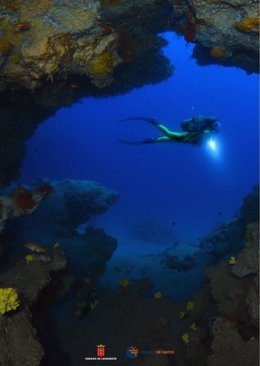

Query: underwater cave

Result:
[0,1,259,366]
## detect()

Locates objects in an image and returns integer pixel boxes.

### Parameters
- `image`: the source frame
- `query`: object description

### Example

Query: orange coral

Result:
[235,17,260,32]
[24,242,46,253]
[0,39,13,55]
[1,0,20,11]
[15,22,31,32]
[210,47,225,58]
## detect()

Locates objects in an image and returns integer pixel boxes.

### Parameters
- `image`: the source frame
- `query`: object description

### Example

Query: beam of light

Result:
[206,136,222,160]
[208,138,217,151]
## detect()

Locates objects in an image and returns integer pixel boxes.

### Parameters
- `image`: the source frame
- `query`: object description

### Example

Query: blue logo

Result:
[126,346,139,359]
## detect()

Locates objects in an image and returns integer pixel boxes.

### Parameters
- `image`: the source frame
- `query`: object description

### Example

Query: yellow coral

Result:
[88,51,113,76]
[119,278,132,287]
[190,322,197,331]
[154,291,162,300]
[90,300,99,310]
[0,288,20,315]
[229,256,236,265]
[25,254,35,263]
[186,301,195,311]
[235,17,260,32]
[210,47,225,58]
[53,242,59,249]
[182,332,190,344]
[179,311,186,319]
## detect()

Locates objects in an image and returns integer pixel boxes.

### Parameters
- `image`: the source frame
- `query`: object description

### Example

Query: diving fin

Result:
[118,138,154,145]
[118,117,159,125]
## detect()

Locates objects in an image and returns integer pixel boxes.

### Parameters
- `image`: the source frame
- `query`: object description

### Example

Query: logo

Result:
[96,345,105,358]
[126,346,139,359]
[126,345,175,359]
[85,345,117,361]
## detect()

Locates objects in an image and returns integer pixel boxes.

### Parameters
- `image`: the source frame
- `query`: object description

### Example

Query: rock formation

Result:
[0,178,118,365]
[0,0,258,185]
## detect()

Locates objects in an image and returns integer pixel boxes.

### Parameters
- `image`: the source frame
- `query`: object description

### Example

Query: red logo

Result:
[96,345,105,358]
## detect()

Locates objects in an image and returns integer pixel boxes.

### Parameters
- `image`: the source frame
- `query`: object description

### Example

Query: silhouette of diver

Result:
[119,116,220,146]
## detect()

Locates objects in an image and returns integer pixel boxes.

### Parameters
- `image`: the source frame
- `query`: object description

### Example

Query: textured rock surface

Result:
[15,179,118,231]
[0,249,67,303]
[180,0,259,73]
[182,218,259,366]
[245,277,259,327]
[0,248,66,366]
[206,222,259,321]
[0,0,258,93]
[0,310,44,366]
[4,179,118,279]
[0,179,118,366]
[231,228,259,277]
[207,317,258,366]
[0,183,53,234]
[205,223,259,364]
[0,0,172,92]
[241,185,259,223]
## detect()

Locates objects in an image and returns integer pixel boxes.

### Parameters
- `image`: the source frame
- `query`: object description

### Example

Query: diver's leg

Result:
[156,126,192,143]
[119,117,181,139]
[154,124,179,138]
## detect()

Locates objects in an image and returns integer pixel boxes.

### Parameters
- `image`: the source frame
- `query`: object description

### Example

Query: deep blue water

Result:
[19,32,259,252]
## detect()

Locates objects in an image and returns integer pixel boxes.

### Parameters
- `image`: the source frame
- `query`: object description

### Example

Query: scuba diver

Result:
[119,116,220,146]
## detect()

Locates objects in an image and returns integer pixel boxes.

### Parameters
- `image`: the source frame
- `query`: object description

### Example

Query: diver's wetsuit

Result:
[119,116,220,146]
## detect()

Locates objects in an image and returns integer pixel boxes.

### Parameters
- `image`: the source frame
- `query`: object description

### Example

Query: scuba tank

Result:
[181,116,220,133]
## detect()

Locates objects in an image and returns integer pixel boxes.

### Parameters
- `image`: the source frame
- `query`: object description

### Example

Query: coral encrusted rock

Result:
[207,317,258,366]
[0,246,67,366]
[232,222,259,278]
[0,183,53,234]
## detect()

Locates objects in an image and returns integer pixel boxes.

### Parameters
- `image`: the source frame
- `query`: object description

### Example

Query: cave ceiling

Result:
[0,0,259,186]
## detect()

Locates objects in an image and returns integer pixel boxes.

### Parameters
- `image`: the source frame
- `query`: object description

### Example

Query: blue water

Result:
[19,32,259,252]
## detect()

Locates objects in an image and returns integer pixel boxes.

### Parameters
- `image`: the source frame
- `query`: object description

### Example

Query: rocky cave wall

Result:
[0,0,259,186]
